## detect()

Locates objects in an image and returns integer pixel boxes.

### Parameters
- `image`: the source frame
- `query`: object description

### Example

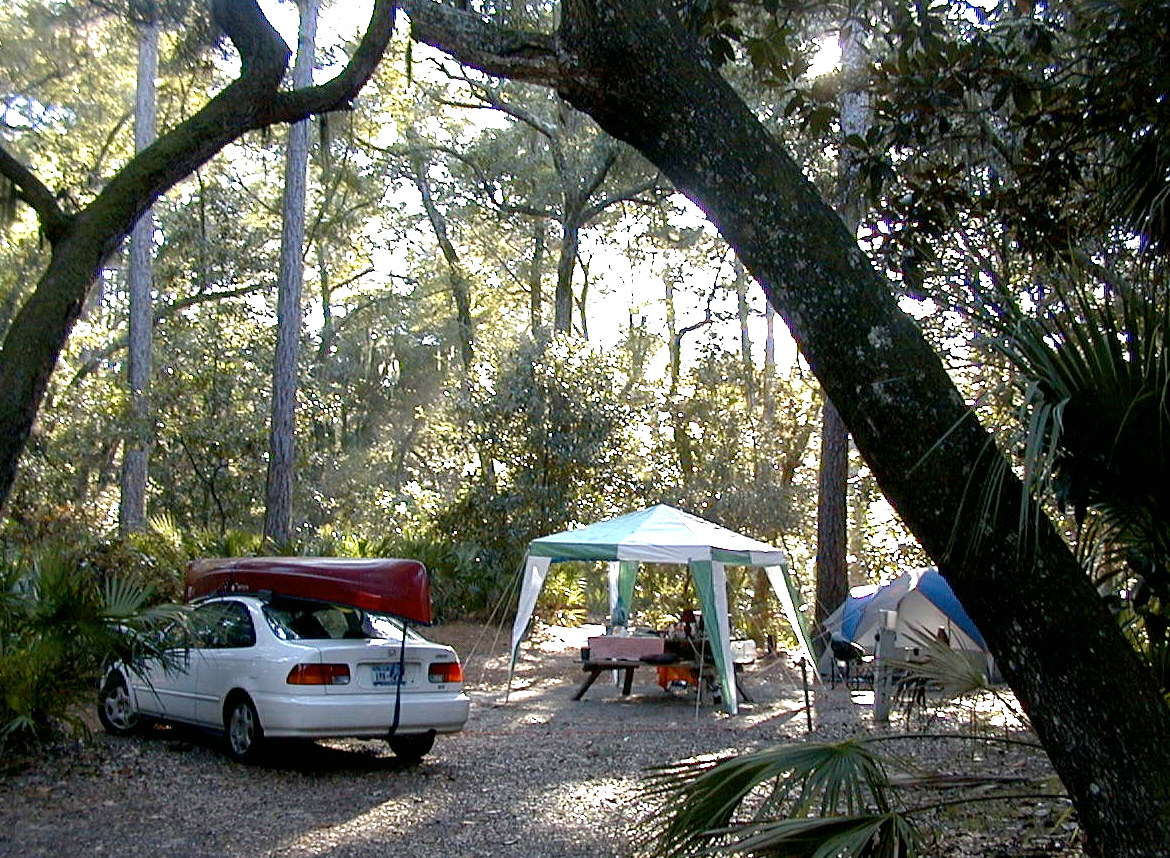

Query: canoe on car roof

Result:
[184,556,433,624]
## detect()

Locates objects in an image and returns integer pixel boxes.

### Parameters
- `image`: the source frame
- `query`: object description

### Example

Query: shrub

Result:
[0,549,182,750]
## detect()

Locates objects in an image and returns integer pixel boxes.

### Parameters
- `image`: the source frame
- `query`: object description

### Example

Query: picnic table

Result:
[572,654,754,704]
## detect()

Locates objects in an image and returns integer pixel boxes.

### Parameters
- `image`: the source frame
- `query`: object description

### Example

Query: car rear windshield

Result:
[263,599,424,642]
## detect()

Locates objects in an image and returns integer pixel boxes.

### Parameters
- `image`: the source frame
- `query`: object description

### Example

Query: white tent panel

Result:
[509,555,552,665]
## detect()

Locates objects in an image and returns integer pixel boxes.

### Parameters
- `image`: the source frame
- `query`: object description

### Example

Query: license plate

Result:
[371,663,403,686]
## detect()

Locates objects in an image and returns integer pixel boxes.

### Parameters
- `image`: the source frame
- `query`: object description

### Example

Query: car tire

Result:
[225,694,264,763]
[388,730,435,763]
[97,672,141,736]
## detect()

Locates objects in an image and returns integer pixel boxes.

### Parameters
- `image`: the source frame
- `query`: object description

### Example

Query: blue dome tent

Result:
[818,568,992,677]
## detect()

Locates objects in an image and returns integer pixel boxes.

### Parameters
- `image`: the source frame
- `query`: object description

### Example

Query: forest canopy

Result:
[3,2,1170,853]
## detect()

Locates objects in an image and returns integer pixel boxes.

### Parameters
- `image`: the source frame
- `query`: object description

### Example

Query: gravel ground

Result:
[1,623,1081,857]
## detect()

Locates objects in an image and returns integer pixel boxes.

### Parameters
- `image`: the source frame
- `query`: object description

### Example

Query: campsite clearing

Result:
[3,622,1082,858]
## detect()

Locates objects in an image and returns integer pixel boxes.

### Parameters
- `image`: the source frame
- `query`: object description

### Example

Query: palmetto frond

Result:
[727,812,920,858]
[640,739,907,858]
[889,629,989,701]
[972,271,1170,581]
[972,268,1170,687]
[0,549,187,743]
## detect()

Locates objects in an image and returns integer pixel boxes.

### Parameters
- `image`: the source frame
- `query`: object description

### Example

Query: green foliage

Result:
[425,336,651,618]
[0,548,183,748]
[640,724,1065,858]
[888,628,1028,729]
[641,738,919,858]
[534,564,590,626]
[974,274,1170,688]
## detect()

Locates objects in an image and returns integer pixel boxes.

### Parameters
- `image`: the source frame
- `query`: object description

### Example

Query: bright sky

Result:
[807,34,842,77]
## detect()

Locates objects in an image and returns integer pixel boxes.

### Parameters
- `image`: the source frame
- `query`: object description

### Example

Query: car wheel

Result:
[97,673,140,736]
[388,730,435,763]
[225,695,264,763]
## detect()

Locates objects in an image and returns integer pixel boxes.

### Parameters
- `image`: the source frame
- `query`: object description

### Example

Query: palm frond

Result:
[727,812,920,858]
[641,739,905,858]
[101,577,153,620]
[889,628,1031,728]
[889,628,989,698]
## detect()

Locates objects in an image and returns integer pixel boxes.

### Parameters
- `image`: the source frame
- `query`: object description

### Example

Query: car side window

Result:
[191,601,256,649]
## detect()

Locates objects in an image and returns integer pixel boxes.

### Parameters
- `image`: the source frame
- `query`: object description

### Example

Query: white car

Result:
[98,593,470,763]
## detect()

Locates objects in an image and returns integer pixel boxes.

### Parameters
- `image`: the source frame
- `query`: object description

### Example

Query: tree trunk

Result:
[264,0,320,548]
[549,1,1170,852]
[814,4,870,632]
[664,271,694,480]
[762,302,776,423]
[528,218,546,336]
[411,153,475,373]
[734,259,756,412]
[815,398,849,628]
[554,216,578,333]
[120,14,160,535]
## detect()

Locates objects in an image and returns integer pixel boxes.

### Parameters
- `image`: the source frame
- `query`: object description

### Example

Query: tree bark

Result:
[411,152,475,372]
[402,1,1170,852]
[814,399,849,628]
[664,271,694,479]
[528,218,546,336]
[120,14,160,535]
[553,216,579,334]
[264,0,320,547]
[762,301,781,428]
[733,259,756,412]
[814,3,870,632]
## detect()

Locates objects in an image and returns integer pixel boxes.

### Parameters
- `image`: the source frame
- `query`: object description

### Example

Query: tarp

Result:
[818,567,991,675]
[509,505,816,714]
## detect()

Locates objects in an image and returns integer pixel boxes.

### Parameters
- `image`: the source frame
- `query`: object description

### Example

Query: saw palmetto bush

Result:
[641,738,921,858]
[0,549,183,749]
[887,629,1029,730]
[978,275,1170,689]
[639,725,1065,858]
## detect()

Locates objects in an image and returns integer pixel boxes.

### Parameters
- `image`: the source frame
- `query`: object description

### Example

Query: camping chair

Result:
[829,636,868,690]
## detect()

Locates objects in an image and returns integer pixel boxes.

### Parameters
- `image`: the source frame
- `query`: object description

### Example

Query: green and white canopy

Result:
[509,504,815,714]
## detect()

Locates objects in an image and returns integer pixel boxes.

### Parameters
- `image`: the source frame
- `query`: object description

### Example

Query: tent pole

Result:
[504,651,516,703]
[694,635,705,720]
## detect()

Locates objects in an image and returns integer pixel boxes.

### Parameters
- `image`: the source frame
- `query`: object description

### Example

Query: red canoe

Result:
[185,557,433,624]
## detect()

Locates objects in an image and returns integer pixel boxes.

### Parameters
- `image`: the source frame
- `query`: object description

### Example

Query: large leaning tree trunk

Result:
[0,0,397,515]
[397,0,1170,853]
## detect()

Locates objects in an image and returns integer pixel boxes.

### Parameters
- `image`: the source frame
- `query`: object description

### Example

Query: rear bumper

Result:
[251,689,470,738]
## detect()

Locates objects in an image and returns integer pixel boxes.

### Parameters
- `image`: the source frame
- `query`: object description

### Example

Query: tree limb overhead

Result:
[397,0,562,87]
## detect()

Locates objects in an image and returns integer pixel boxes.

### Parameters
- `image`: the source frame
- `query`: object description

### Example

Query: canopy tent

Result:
[817,567,992,676]
[508,504,816,714]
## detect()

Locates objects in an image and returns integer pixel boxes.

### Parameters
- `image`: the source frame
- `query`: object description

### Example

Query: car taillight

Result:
[428,661,463,684]
[287,663,351,685]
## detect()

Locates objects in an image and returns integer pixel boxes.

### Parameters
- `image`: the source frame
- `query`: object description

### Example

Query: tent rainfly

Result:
[508,505,816,714]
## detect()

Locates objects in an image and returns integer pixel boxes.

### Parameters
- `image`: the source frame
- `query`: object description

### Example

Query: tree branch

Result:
[267,0,399,122]
[0,144,71,240]
[397,0,562,87]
